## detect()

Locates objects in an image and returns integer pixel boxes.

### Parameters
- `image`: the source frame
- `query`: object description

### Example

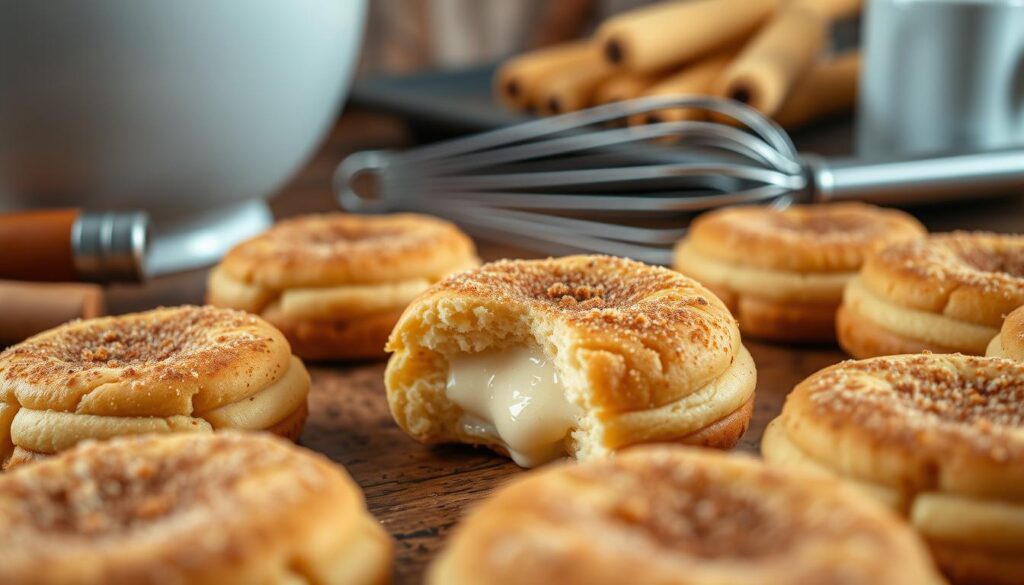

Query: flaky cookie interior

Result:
[386,282,755,466]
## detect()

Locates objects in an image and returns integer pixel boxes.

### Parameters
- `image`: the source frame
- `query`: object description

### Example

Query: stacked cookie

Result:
[0,200,1018,585]
[668,204,1024,583]
[386,255,756,467]
[838,232,1024,358]
[0,433,392,585]
[673,203,925,343]
[762,354,1024,584]
[208,213,479,360]
[0,306,309,469]
[429,446,943,585]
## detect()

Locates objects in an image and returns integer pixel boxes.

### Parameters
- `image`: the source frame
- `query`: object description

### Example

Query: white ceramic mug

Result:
[858,0,1024,157]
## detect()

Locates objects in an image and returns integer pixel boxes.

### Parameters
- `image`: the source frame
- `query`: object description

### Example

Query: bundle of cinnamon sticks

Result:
[495,0,861,130]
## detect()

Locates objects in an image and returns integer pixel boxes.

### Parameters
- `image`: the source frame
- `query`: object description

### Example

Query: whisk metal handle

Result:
[808,147,1024,205]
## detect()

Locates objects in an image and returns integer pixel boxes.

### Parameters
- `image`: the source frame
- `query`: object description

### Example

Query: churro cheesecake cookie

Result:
[988,305,1024,361]
[838,231,1024,358]
[385,255,756,468]
[0,305,309,468]
[674,203,925,343]
[762,354,1024,584]
[429,446,943,585]
[208,213,479,360]
[0,433,392,585]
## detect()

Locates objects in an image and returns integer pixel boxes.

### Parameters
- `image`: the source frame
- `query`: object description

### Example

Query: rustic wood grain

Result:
[101,109,1023,584]
[296,340,844,584]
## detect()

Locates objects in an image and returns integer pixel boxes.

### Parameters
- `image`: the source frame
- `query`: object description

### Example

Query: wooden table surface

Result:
[105,109,1024,584]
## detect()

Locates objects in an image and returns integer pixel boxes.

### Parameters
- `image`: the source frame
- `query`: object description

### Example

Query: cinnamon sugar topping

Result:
[806,354,1024,460]
[559,450,885,559]
[684,203,926,274]
[0,433,332,539]
[703,203,922,246]
[436,256,736,354]
[231,213,461,264]
[873,231,1024,293]
[0,306,274,386]
[767,210,884,238]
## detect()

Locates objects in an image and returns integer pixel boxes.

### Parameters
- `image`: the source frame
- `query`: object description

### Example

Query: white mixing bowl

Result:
[0,0,366,274]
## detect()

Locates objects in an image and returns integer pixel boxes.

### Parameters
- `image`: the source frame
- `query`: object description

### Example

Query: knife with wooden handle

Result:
[0,209,150,283]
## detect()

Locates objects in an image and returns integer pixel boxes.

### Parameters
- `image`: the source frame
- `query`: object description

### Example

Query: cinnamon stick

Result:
[597,0,779,75]
[630,52,734,125]
[594,72,659,106]
[713,3,829,116]
[773,51,860,130]
[494,41,598,112]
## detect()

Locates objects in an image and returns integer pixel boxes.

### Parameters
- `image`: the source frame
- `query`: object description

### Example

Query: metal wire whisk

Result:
[335,96,1024,264]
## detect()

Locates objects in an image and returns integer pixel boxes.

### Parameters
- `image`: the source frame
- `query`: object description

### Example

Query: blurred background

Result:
[361,0,655,74]
[0,0,1021,335]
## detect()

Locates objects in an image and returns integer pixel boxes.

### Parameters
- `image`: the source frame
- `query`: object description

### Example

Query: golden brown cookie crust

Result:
[671,394,753,449]
[429,446,943,585]
[735,295,838,343]
[386,255,757,464]
[393,255,742,412]
[683,202,926,273]
[0,433,391,585]
[263,309,403,361]
[0,306,293,415]
[208,213,479,361]
[263,401,309,442]
[4,410,324,468]
[765,354,1024,584]
[219,212,479,289]
[860,231,1024,329]
[689,274,842,343]
[777,353,1024,500]
[674,203,924,343]
[0,307,310,462]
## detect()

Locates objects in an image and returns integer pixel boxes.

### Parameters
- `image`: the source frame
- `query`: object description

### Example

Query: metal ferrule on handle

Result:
[72,211,150,282]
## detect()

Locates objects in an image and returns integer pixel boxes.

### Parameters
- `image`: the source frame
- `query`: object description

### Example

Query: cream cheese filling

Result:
[674,243,853,302]
[844,275,998,352]
[446,346,581,468]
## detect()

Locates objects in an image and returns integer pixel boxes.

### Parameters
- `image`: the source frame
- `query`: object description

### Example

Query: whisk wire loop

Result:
[336,97,807,263]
